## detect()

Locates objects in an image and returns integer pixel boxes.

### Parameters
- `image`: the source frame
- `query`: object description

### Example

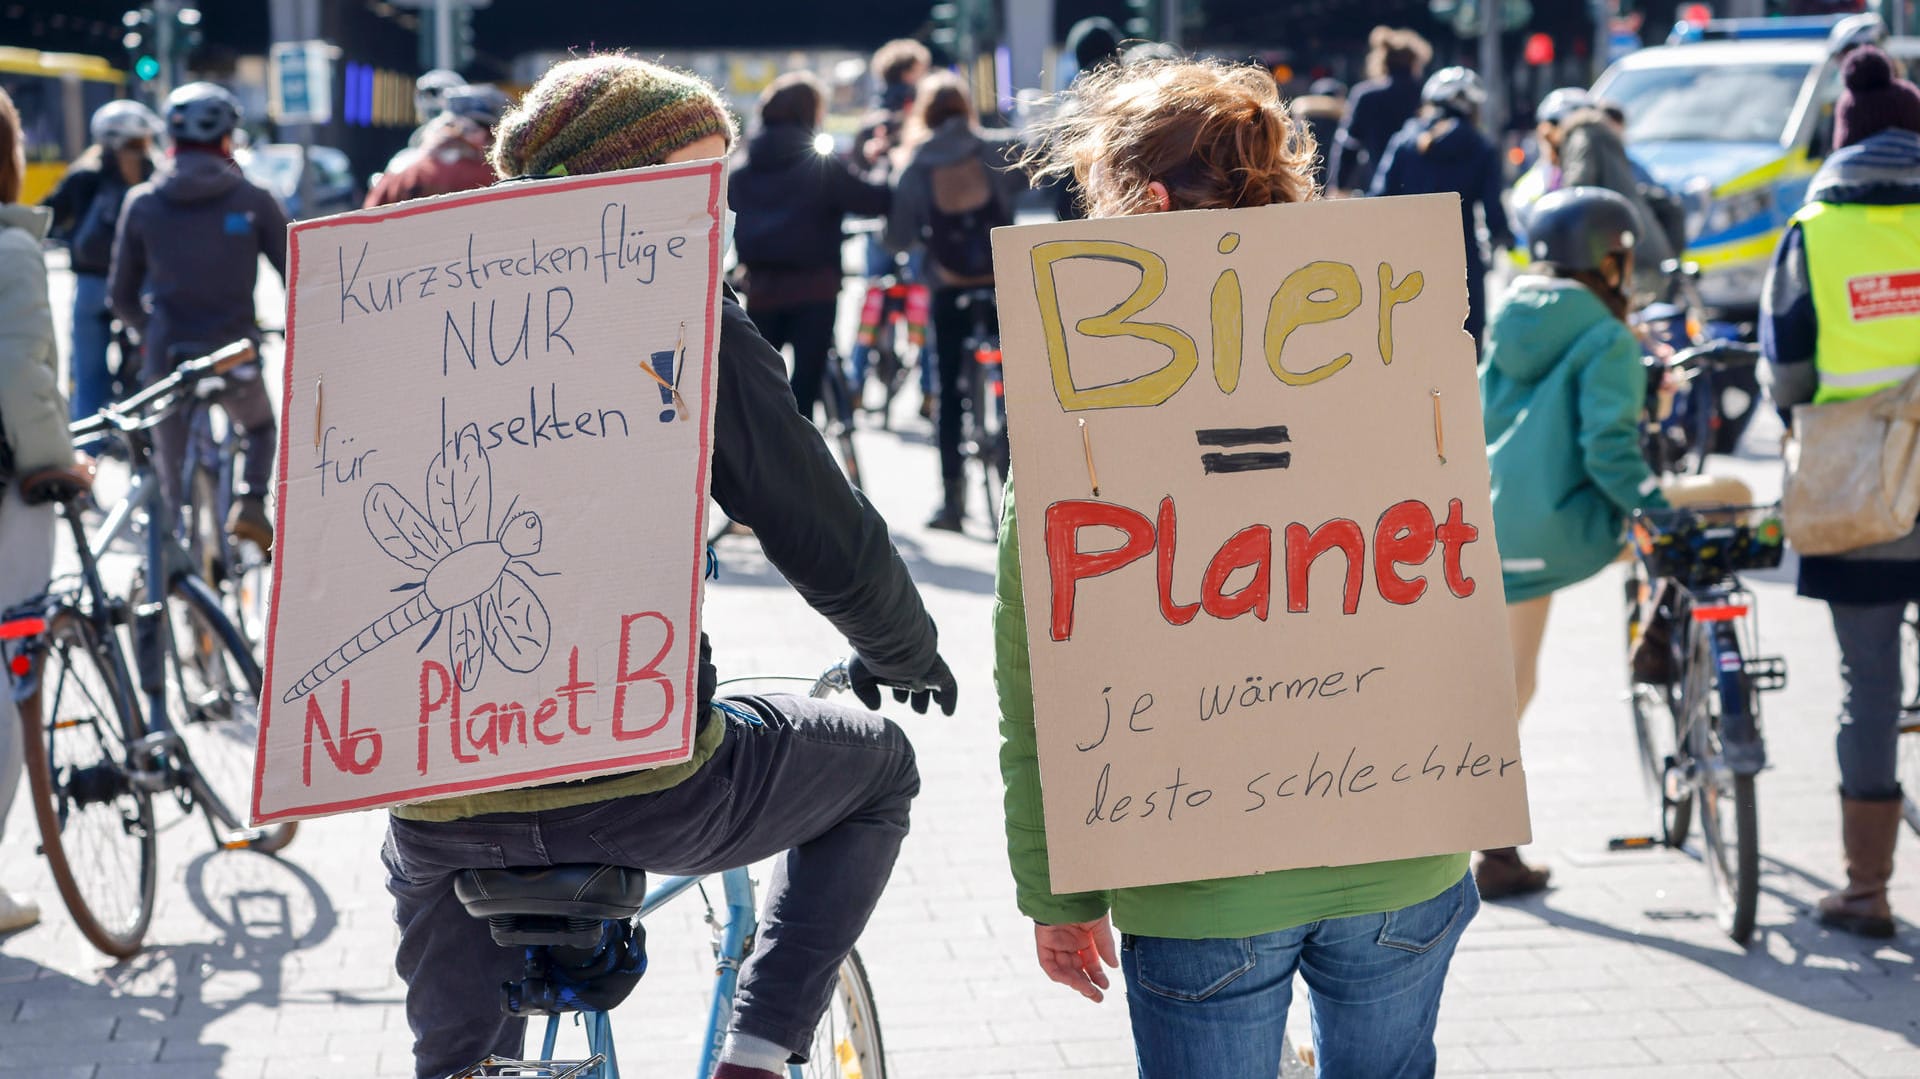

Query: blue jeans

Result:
[68,272,116,450]
[1122,872,1477,1079]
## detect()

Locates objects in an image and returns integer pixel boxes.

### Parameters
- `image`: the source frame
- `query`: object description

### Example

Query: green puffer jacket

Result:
[994,484,1466,939]
[1481,276,1666,605]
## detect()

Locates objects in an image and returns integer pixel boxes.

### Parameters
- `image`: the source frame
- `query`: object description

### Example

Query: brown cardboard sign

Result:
[251,161,725,824]
[993,194,1530,894]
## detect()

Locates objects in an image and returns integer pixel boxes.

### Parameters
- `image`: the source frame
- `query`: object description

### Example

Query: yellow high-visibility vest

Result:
[1794,200,1920,404]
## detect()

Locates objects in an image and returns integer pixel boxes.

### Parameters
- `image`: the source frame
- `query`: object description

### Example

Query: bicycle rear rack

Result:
[464,1055,605,1078]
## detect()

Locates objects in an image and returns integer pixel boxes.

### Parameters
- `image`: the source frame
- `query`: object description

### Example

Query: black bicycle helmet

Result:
[165,82,241,144]
[1524,186,1639,272]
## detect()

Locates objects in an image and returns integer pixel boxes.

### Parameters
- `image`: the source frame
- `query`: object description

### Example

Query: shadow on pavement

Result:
[1504,858,1920,1045]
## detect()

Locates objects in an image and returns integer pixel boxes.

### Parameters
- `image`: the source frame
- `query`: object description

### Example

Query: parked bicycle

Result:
[178,326,281,650]
[451,665,885,1079]
[851,269,928,428]
[953,288,1007,531]
[1638,340,1764,479]
[0,340,294,959]
[1623,504,1787,944]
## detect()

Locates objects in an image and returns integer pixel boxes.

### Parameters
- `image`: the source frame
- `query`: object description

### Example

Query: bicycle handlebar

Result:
[1666,341,1762,373]
[68,340,257,440]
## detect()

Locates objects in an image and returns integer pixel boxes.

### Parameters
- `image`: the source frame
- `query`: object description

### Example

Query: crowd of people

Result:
[0,20,1918,1079]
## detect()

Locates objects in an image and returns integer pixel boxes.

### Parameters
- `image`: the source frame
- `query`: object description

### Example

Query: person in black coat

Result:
[1371,66,1513,347]
[730,72,891,419]
[1331,26,1431,195]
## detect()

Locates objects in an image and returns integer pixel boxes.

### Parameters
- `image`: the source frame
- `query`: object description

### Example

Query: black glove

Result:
[848,653,958,717]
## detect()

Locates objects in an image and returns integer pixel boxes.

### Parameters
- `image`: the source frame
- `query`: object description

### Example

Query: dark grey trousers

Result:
[1829,602,1907,801]
[383,694,919,1079]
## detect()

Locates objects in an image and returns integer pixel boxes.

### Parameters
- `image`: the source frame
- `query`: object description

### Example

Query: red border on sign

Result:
[250,161,726,824]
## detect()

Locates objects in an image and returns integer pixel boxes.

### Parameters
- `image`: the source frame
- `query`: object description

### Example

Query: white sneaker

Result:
[0,889,41,932]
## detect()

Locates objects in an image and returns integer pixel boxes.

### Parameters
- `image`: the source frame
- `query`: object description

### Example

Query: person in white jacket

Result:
[0,86,94,933]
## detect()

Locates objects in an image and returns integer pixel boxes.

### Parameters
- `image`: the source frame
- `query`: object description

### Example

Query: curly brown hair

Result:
[1024,59,1316,218]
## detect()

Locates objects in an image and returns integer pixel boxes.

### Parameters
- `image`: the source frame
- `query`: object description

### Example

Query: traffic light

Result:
[930,1,961,52]
[122,8,159,82]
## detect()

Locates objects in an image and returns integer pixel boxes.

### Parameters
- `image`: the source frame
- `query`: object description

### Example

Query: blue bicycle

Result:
[451,666,886,1079]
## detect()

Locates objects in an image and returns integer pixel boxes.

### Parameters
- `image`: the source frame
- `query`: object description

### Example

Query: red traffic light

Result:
[1523,32,1555,65]
[1681,3,1713,27]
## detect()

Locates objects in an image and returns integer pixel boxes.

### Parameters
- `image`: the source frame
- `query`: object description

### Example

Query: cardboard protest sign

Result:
[251,161,725,824]
[993,194,1530,893]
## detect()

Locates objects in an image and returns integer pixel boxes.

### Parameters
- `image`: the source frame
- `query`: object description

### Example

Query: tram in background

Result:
[0,48,126,206]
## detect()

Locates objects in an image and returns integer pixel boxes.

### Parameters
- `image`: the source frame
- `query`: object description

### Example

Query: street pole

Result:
[1479,0,1506,138]
[153,0,175,100]
[1592,0,1612,85]
[434,0,454,71]
[1161,0,1181,47]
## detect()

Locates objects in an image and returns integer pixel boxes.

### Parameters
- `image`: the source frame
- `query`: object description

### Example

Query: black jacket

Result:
[40,149,155,275]
[1333,73,1422,193]
[729,125,890,271]
[697,294,939,710]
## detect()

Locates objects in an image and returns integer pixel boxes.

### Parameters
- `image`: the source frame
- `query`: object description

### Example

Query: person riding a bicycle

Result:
[1761,45,1920,940]
[107,82,285,552]
[0,85,93,935]
[383,56,959,1079]
[886,71,1027,532]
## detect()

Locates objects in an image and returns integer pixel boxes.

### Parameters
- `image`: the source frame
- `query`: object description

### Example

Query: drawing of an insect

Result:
[282,423,554,703]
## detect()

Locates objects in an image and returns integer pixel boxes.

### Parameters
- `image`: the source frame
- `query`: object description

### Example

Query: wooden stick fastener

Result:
[1079,418,1100,497]
[1431,388,1446,465]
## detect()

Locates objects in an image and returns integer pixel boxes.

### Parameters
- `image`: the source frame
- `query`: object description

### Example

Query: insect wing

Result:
[485,569,551,674]
[448,599,487,691]
[363,483,450,573]
[427,422,493,546]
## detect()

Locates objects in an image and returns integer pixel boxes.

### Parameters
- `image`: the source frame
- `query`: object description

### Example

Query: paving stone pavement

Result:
[4,256,1919,1077]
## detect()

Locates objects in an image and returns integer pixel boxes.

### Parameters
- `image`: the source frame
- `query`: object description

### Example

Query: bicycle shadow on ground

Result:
[1501,855,1920,1046]
[89,848,355,1075]
[0,947,195,1074]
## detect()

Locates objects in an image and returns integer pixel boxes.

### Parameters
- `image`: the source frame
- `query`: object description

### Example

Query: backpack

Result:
[71,174,129,272]
[924,152,1011,282]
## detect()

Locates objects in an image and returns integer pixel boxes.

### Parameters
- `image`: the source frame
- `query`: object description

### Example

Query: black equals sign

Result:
[1197,425,1291,475]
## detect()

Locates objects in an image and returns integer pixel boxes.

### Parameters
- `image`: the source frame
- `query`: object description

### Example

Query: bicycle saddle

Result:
[455,864,646,921]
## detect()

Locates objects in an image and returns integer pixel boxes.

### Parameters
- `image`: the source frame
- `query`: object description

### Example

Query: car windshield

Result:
[1605,62,1811,143]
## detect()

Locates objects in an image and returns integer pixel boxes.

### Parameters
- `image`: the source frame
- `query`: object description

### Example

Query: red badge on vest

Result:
[1846,271,1920,322]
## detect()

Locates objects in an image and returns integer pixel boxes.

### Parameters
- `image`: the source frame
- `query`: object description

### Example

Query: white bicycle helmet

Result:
[1422,66,1486,114]
[415,69,467,122]
[90,99,163,149]
[165,82,241,144]
[1535,86,1592,127]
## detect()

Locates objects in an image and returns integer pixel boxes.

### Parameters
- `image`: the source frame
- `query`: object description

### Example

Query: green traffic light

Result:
[134,55,160,80]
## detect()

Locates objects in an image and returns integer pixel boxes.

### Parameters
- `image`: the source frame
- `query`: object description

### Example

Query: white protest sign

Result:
[993,194,1531,894]
[251,161,725,823]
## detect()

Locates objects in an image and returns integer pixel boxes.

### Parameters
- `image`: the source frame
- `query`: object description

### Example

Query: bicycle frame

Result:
[1671,582,1768,775]
[525,865,758,1079]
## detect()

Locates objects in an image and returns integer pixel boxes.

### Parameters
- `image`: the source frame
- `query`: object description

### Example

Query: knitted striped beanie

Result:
[491,55,736,178]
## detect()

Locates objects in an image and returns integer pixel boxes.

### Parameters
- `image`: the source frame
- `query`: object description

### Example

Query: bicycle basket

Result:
[1631,504,1785,586]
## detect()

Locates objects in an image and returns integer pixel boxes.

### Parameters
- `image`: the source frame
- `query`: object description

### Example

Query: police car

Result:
[1593,13,1919,317]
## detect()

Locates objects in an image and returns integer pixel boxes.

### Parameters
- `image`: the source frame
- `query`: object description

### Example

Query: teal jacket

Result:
[1481,276,1666,604]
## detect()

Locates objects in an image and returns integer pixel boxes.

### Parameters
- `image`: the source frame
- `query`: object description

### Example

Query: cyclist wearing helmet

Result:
[1371,66,1512,347]
[1479,187,1670,900]
[108,81,286,551]
[40,99,162,448]
[383,69,470,178]
[1507,86,1590,226]
[365,84,508,207]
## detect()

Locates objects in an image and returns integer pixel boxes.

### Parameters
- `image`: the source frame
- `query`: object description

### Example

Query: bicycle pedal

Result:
[1609,835,1662,851]
[1745,656,1787,692]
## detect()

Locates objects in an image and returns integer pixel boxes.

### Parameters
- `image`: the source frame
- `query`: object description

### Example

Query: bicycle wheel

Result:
[819,359,863,491]
[1626,568,1691,846]
[22,607,158,958]
[161,572,297,853]
[1686,631,1760,945]
[793,949,886,1079]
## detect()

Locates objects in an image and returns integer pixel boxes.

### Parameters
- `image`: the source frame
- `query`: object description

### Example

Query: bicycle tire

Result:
[22,608,158,958]
[793,948,886,1079]
[161,572,297,854]
[1626,567,1692,846]
[1687,632,1760,945]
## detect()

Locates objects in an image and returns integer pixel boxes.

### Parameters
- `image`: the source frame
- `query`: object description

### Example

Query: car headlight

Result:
[1700,188,1774,240]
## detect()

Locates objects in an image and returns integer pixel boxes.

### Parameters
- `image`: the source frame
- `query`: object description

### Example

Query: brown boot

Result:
[1474,847,1551,900]
[1816,795,1901,939]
